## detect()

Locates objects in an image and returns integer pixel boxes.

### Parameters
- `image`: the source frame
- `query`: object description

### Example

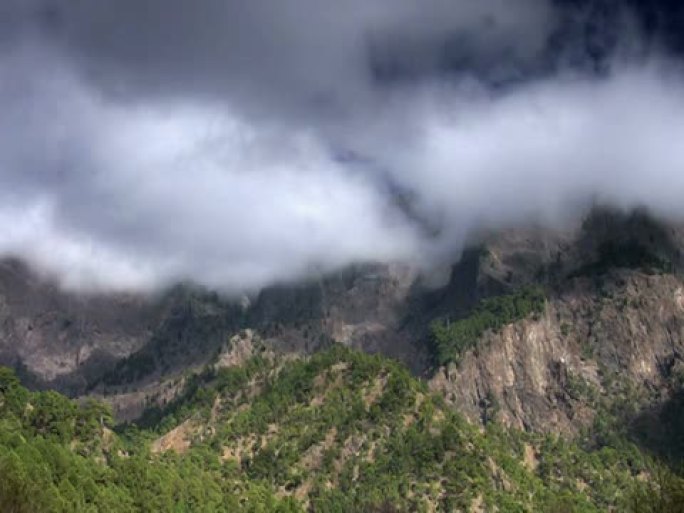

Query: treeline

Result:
[571,241,674,278]
[0,367,300,512]
[116,346,683,512]
[431,286,546,366]
[1,344,684,512]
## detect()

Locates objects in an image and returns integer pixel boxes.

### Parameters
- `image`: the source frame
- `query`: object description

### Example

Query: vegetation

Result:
[0,365,299,512]
[430,287,546,366]
[571,241,674,278]
[0,345,682,512]
[625,468,684,513]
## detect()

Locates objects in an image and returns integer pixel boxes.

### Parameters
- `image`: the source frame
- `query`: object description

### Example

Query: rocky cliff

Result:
[1,207,684,441]
[430,207,684,438]
[430,271,684,434]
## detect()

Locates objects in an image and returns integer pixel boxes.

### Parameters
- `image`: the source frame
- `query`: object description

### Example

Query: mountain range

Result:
[2,207,684,511]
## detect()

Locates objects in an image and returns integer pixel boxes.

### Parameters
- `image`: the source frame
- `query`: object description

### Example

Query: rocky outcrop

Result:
[0,258,430,396]
[3,205,684,435]
[430,270,684,434]
[0,259,167,392]
[248,262,429,372]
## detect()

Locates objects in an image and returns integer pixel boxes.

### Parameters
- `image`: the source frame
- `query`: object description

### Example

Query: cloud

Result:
[0,41,419,291]
[379,65,684,250]
[34,0,557,121]
[0,1,684,292]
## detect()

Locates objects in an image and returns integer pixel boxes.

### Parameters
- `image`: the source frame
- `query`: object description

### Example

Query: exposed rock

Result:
[430,271,684,434]
[0,259,167,393]
[151,419,196,454]
[215,329,258,369]
[3,206,684,436]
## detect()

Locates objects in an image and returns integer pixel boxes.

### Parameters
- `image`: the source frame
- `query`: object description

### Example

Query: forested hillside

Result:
[5,0,684,509]
[1,344,683,512]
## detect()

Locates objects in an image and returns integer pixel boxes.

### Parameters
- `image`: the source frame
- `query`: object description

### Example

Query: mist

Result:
[1,0,684,292]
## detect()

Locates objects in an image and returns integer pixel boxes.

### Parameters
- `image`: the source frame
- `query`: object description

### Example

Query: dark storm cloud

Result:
[1,0,684,292]
[38,0,557,121]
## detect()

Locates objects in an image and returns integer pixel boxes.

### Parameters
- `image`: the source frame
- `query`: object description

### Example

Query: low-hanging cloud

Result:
[1,0,684,293]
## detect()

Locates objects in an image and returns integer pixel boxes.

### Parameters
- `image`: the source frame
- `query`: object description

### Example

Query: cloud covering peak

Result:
[1,0,684,292]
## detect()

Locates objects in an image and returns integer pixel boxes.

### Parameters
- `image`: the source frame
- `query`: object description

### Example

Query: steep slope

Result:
[430,271,684,433]
[3,205,684,447]
[0,260,427,397]
[428,208,684,448]
[0,259,166,393]
[3,345,679,513]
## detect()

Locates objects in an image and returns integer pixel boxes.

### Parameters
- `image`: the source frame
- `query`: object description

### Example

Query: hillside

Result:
[1,208,684,510]
[2,343,683,512]
[6,0,684,510]
[91,209,684,446]
[427,210,684,454]
[0,260,426,397]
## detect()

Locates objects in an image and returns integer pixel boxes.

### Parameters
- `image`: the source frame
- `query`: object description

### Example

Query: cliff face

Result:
[247,263,427,372]
[0,259,428,395]
[0,259,167,392]
[1,207,684,437]
[430,208,684,435]
[430,271,684,434]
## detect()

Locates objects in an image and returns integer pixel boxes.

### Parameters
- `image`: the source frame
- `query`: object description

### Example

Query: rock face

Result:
[247,263,428,372]
[0,259,167,393]
[429,208,684,434]
[0,259,429,396]
[0,260,256,394]
[430,271,684,434]
[2,206,684,434]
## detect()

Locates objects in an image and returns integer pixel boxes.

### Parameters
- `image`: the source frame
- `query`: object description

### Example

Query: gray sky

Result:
[1,0,684,292]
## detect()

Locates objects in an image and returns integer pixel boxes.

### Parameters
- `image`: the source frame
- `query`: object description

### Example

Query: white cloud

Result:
[0,2,683,292]
[0,43,419,292]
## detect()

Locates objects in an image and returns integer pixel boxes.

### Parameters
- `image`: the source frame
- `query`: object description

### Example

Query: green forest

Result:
[1,344,683,512]
[430,287,546,366]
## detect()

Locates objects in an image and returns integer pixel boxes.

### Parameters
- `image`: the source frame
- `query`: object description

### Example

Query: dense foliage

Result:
[431,287,546,366]
[571,241,674,278]
[0,366,299,512]
[0,345,681,512]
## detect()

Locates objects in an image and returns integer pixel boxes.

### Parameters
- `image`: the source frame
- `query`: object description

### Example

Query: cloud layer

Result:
[1,0,684,292]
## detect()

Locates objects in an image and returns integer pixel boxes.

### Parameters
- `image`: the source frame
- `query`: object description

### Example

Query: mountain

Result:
[0,261,427,395]
[1,341,683,512]
[2,207,684,511]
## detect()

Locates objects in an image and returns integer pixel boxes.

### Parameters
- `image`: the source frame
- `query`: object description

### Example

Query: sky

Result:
[1,0,684,293]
